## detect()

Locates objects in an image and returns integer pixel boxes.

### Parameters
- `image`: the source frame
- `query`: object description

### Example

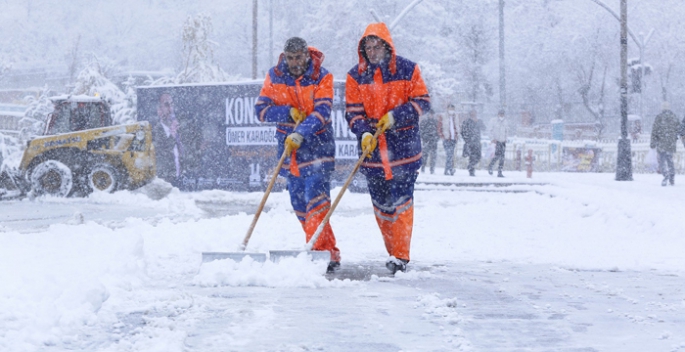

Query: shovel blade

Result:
[202,252,267,263]
[269,250,330,263]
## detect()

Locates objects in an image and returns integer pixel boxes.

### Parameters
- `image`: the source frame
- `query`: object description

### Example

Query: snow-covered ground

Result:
[1,171,684,351]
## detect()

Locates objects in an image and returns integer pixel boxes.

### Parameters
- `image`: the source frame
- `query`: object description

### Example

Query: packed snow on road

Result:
[1,172,684,351]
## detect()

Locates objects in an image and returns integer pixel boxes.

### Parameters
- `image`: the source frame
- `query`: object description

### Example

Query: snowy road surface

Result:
[1,171,684,351]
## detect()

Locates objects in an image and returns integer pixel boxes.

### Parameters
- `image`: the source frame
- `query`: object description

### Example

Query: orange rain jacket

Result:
[345,23,430,180]
[255,47,335,177]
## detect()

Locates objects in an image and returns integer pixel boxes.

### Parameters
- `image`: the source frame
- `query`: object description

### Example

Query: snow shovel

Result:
[270,129,383,263]
[202,124,301,263]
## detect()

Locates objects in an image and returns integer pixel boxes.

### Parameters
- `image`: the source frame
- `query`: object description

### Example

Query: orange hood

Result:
[357,22,397,75]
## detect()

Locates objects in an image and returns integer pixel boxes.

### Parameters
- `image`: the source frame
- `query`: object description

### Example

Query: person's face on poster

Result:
[157,94,175,124]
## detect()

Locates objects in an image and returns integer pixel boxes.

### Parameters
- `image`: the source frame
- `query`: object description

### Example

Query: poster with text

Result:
[137,81,362,191]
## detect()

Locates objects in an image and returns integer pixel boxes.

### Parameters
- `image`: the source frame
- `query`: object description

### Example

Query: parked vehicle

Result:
[0,95,156,199]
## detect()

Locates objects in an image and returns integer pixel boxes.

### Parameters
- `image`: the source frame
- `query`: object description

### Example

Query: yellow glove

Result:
[290,108,305,124]
[285,133,304,151]
[361,132,377,156]
[377,111,395,132]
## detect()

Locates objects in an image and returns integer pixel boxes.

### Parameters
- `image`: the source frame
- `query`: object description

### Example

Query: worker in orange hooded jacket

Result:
[255,37,340,272]
[345,23,430,274]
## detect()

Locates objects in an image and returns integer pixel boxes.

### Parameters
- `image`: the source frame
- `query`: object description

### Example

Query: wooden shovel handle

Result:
[241,121,301,250]
[305,128,383,250]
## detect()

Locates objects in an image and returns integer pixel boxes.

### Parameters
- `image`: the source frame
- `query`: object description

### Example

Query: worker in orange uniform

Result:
[345,23,430,274]
[255,37,340,272]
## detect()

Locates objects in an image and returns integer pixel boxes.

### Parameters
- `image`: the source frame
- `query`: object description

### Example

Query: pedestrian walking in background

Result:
[419,111,439,174]
[461,110,483,176]
[255,37,341,272]
[650,102,681,186]
[438,103,459,175]
[345,22,430,274]
[488,109,508,178]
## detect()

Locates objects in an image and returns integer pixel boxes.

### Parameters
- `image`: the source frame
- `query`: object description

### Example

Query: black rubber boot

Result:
[385,258,409,274]
[326,261,341,273]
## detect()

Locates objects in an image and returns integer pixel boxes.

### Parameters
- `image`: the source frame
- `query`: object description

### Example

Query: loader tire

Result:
[88,163,119,193]
[31,160,74,197]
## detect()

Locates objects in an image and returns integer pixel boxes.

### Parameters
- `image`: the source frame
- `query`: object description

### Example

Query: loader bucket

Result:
[0,169,27,200]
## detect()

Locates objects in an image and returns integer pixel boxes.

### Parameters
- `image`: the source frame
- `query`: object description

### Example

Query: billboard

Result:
[561,147,601,172]
[137,80,364,191]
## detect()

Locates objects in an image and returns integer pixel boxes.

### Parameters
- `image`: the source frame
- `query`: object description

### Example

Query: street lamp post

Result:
[616,0,632,180]
[499,0,506,111]
[587,0,634,180]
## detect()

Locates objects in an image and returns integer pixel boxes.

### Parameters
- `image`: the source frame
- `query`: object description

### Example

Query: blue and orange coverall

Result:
[345,23,430,263]
[255,47,340,262]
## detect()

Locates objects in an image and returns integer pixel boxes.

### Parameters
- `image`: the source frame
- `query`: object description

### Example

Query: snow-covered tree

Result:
[112,76,137,125]
[4,0,685,136]
[71,56,132,124]
[72,56,125,100]
[419,60,460,109]
[458,17,494,103]
[177,13,232,84]
[0,86,52,169]
[20,85,53,139]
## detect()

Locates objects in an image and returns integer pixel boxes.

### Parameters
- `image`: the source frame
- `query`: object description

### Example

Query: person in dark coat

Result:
[419,111,439,174]
[460,110,483,176]
[650,102,681,186]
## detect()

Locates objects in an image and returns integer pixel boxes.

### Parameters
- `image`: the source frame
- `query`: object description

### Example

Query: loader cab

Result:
[44,95,112,136]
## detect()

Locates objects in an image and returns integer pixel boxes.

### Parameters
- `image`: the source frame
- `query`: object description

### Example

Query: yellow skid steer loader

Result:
[0,95,156,199]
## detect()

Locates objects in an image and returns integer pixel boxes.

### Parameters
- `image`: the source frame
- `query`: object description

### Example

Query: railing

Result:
[435,137,685,173]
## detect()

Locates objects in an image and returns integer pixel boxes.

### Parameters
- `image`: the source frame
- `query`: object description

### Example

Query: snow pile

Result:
[0,223,146,350]
[193,255,356,288]
[88,184,202,220]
